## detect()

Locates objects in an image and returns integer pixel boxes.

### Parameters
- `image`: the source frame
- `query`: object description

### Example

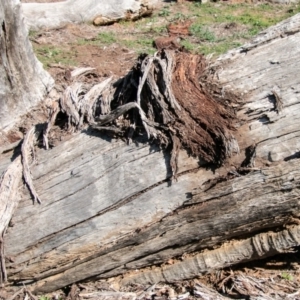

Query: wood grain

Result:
[1,12,300,294]
[0,0,53,131]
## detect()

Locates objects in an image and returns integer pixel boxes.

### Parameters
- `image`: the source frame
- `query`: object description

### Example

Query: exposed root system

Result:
[45,50,239,176]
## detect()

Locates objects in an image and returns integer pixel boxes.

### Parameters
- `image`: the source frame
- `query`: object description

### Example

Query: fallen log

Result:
[1,3,300,296]
[21,0,160,30]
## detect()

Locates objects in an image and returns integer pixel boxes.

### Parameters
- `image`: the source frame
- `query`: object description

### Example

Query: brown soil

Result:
[30,23,137,79]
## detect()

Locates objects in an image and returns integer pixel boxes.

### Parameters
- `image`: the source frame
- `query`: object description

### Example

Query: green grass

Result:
[97,32,117,44]
[28,30,38,38]
[190,24,216,42]
[197,40,243,56]
[287,5,300,16]
[158,7,171,17]
[176,1,300,56]
[77,32,117,46]
[35,45,76,68]
[31,1,300,67]
[180,39,198,52]
[281,272,294,281]
[39,296,51,300]
[151,25,167,34]
[121,37,155,54]
[76,30,156,54]
[170,12,188,22]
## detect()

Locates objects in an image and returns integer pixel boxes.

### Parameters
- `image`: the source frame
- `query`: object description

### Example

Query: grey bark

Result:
[0,0,53,131]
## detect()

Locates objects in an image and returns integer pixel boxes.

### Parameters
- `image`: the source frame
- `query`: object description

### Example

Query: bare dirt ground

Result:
[3,1,300,299]
[29,22,137,79]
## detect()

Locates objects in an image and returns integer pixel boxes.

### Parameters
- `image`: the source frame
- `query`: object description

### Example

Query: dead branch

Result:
[61,83,86,129]
[21,127,41,204]
[43,100,60,150]
[71,67,96,79]
[81,77,114,124]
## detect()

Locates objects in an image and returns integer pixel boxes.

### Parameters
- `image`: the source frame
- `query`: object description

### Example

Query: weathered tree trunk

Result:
[0,0,53,131]
[1,2,300,295]
[22,0,160,30]
[0,0,53,285]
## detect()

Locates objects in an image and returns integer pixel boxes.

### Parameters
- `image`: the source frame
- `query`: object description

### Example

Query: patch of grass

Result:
[190,24,216,42]
[118,19,134,27]
[76,38,90,46]
[197,40,242,56]
[97,32,117,44]
[287,5,300,16]
[151,25,167,34]
[158,7,171,17]
[171,12,187,22]
[191,2,221,19]
[76,30,155,55]
[172,1,300,56]
[77,32,117,46]
[39,296,51,300]
[189,2,298,27]
[247,26,260,37]
[28,30,38,38]
[121,37,155,55]
[35,45,76,68]
[135,16,161,32]
[281,272,293,281]
[237,12,274,28]
[30,0,300,67]
[180,39,198,52]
